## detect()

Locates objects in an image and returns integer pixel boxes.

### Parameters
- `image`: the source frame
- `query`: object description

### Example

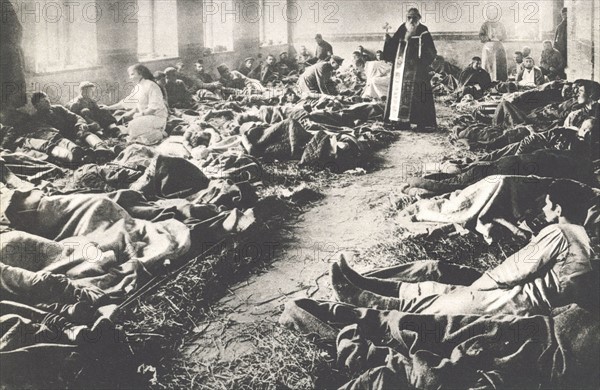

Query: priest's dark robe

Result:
[382,23,437,129]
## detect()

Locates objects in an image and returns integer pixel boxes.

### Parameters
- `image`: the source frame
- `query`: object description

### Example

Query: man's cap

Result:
[331,56,344,65]
[164,67,177,74]
[243,57,254,62]
[315,34,322,39]
[79,81,95,90]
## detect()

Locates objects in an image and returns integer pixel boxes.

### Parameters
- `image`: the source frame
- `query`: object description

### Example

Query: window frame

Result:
[137,0,180,61]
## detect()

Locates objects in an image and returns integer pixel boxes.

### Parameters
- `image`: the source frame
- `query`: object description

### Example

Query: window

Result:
[137,0,179,60]
[259,0,288,46]
[203,0,235,53]
[35,0,98,73]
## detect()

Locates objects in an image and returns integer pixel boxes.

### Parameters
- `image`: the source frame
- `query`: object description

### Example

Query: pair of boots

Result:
[330,255,403,310]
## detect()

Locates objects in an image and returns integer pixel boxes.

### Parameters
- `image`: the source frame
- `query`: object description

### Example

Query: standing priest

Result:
[382,8,437,131]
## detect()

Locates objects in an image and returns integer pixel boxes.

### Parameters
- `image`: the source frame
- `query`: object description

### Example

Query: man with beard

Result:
[517,57,544,87]
[254,54,279,85]
[382,8,437,131]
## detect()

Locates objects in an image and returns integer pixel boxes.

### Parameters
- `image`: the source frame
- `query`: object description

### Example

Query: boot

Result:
[86,134,115,162]
[337,254,401,297]
[330,263,402,310]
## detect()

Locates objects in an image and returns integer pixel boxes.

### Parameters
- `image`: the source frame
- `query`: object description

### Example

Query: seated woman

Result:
[105,64,168,145]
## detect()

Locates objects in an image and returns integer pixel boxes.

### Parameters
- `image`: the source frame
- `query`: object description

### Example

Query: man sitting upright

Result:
[331,179,595,316]
[510,51,524,79]
[458,56,492,99]
[255,54,279,85]
[517,56,544,88]
[67,81,120,137]
[30,92,113,161]
[164,67,194,109]
[237,57,255,77]
[540,40,566,80]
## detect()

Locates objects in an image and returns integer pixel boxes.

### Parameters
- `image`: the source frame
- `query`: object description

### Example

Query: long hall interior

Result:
[1,0,599,388]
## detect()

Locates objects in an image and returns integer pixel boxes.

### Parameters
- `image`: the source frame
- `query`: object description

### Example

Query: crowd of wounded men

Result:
[0,7,599,388]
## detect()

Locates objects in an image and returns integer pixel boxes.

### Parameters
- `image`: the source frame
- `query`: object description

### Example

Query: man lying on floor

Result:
[472,117,596,163]
[1,94,114,165]
[452,80,589,149]
[493,79,599,129]
[331,179,595,316]
[29,92,114,159]
[1,185,191,294]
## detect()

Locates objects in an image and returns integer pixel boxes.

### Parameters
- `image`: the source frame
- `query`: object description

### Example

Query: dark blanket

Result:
[199,152,263,183]
[1,152,66,183]
[300,131,362,172]
[0,264,134,388]
[129,155,210,199]
[241,118,312,161]
[73,163,144,192]
[451,118,532,148]
[409,149,596,194]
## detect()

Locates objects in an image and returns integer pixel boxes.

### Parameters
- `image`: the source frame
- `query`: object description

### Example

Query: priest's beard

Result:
[405,21,420,39]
